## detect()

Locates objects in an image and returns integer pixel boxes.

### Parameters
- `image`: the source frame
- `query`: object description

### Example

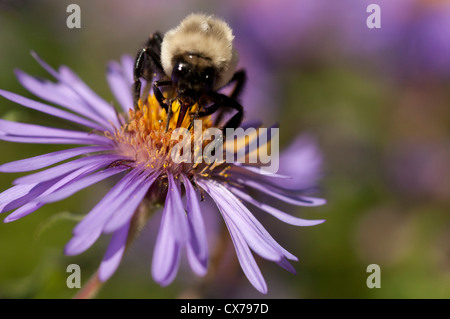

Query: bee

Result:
[132,13,246,132]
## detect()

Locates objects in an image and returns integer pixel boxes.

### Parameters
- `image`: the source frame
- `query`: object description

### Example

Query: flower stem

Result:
[73,271,102,299]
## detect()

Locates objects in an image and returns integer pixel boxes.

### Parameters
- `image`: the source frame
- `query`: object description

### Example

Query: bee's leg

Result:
[214,69,247,126]
[187,107,200,131]
[133,32,164,108]
[176,103,194,129]
[219,100,244,136]
[153,80,173,132]
[166,105,173,132]
[199,92,244,137]
[228,69,247,101]
[153,80,172,112]
[194,103,220,118]
[192,93,243,159]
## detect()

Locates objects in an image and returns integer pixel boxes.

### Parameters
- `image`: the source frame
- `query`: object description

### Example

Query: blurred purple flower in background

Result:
[332,0,450,80]
[386,140,450,201]
[226,0,450,80]
[225,0,331,64]
[331,0,413,56]
[400,2,450,79]
[0,52,326,294]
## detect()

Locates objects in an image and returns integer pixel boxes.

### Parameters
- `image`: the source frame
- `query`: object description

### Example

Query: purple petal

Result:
[0,183,38,206]
[120,55,134,86]
[31,51,63,79]
[34,164,102,197]
[0,88,105,131]
[0,134,109,145]
[64,169,144,256]
[16,68,112,129]
[98,221,130,282]
[277,258,296,274]
[217,203,281,261]
[4,165,96,222]
[0,180,55,214]
[64,228,102,256]
[152,203,182,286]
[186,246,207,277]
[222,214,268,294]
[152,173,192,286]
[58,66,119,127]
[0,119,109,143]
[166,173,190,244]
[72,168,146,235]
[13,154,121,185]
[230,164,292,179]
[102,172,159,234]
[202,182,283,261]
[181,174,208,276]
[3,202,42,223]
[200,180,288,262]
[106,61,133,114]
[237,178,326,207]
[0,145,112,173]
[35,166,128,204]
[31,52,119,128]
[229,186,326,226]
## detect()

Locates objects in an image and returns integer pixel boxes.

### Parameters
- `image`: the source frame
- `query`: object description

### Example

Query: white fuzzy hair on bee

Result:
[160,13,239,89]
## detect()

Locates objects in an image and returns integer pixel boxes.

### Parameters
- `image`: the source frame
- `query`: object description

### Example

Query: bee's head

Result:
[171,53,216,98]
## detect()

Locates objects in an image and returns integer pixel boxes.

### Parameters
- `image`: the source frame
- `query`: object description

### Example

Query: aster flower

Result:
[0,52,325,295]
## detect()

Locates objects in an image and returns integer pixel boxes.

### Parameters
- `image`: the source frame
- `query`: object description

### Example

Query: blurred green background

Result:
[1,0,450,298]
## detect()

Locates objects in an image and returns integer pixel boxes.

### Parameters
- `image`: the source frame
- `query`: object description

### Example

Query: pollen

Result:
[107,94,225,178]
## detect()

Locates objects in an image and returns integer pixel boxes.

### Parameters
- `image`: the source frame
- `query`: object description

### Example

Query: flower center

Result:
[107,94,228,179]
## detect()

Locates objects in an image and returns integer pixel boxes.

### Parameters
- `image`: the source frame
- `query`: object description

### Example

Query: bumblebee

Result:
[133,13,246,132]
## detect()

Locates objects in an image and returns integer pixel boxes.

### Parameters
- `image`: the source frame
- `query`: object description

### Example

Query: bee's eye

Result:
[202,67,215,91]
[172,62,190,84]
[203,68,212,79]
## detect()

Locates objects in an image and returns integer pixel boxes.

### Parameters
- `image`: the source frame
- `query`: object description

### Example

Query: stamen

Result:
[106,94,227,180]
